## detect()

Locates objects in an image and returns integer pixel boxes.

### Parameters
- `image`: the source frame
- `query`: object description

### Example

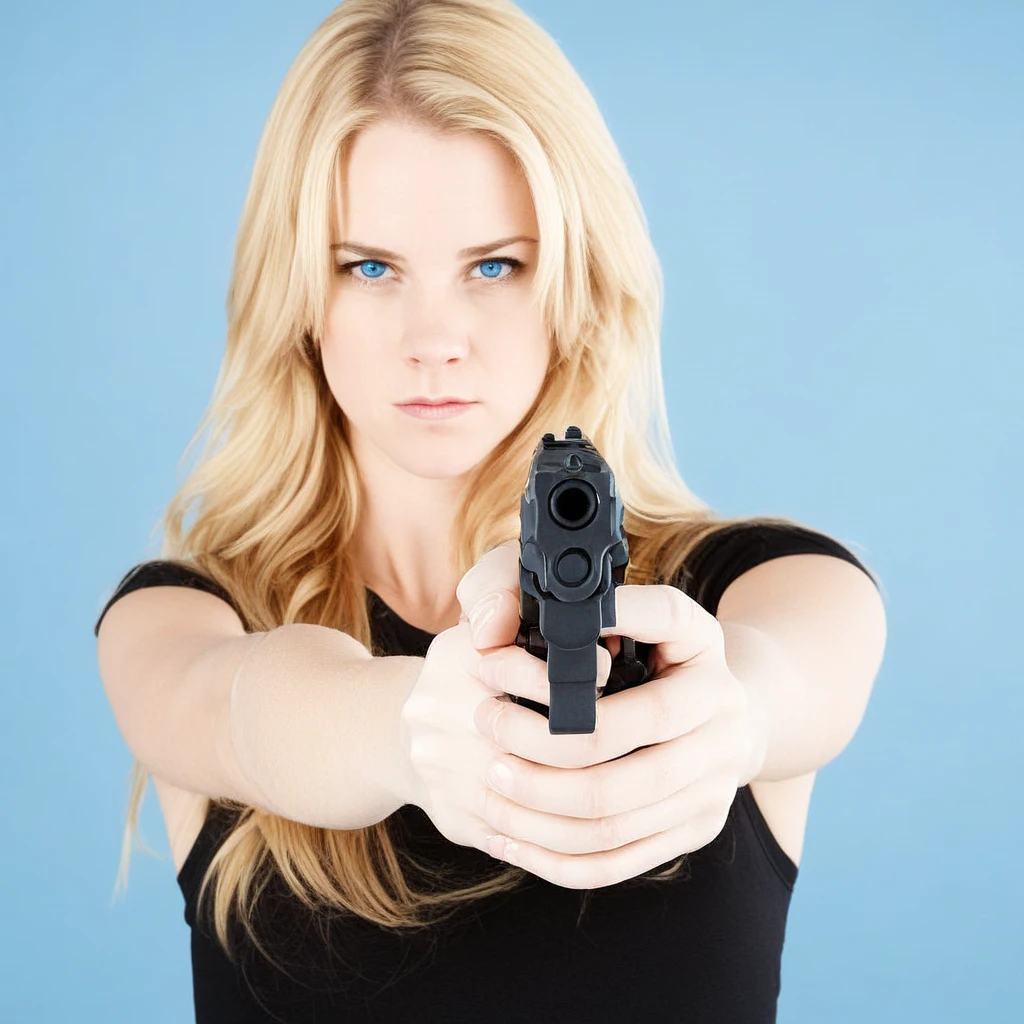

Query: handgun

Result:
[511,426,653,734]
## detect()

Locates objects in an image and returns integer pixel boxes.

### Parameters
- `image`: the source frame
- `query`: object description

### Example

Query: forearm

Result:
[719,620,851,783]
[225,623,423,829]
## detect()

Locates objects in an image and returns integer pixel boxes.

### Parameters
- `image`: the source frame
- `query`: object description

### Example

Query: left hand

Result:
[462,567,769,890]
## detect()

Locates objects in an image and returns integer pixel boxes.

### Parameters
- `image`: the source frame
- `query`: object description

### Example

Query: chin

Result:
[388,435,497,480]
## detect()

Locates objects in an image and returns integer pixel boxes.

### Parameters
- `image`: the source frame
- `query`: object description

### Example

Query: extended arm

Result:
[716,554,887,783]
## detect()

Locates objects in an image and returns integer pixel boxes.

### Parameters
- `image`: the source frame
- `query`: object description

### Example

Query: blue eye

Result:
[336,257,525,287]
[355,260,388,279]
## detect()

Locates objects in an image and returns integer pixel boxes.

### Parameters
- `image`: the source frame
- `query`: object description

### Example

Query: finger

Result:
[477,769,730,856]
[479,662,724,767]
[487,720,722,819]
[600,584,722,671]
[455,539,519,612]
[486,804,729,889]
[478,642,613,705]
[455,539,522,651]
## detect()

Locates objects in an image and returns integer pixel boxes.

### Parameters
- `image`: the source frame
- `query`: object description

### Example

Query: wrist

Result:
[385,657,424,810]
[719,621,775,787]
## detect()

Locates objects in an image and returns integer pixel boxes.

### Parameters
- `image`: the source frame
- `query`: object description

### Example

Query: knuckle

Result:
[583,729,604,766]
[488,697,508,735]
[454,572,474,608]
[649,683,675,736]
[665,585,693,634]
[654,749,675,793]
[479,785,508,830]
[457,540,519,606]
[594,811,624,850]
[582,777,609,820]
[407,736,434,769]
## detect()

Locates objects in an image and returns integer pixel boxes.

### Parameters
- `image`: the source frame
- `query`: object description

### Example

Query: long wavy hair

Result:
[109,0,868,978]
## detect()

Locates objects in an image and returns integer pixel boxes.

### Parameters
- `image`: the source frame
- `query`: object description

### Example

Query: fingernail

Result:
[486,833,518,863]
[470,593,501,643]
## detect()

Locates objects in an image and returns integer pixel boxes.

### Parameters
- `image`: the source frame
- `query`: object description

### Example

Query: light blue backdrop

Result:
[1,1,1020,1020]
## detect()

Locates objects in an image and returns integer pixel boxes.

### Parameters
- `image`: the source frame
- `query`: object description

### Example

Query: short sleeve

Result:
[682,523,879,617]
[93,561,248,636]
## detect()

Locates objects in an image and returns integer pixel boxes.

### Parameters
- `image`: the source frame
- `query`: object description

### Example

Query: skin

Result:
[315,124,842,888]
[452,540,768,889]
[321,119,553,633]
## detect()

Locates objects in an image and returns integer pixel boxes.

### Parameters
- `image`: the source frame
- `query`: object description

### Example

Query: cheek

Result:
[319,331,378,415]
[492,320,551,389]
[320,292,384,391]
[482,321,550,415]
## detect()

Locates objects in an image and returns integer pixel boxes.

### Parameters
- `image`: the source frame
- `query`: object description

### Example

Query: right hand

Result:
[396,539,610,857]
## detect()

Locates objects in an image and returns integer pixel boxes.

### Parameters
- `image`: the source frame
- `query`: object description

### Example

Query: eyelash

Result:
[334,256,526,289]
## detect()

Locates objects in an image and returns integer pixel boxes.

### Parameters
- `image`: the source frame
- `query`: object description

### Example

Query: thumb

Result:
[456,540,522,652]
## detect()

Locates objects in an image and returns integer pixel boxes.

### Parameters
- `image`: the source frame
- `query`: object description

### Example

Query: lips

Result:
[398,397,474,406]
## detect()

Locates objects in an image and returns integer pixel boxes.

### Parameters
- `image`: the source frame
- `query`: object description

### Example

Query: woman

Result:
[94,0,887,1020]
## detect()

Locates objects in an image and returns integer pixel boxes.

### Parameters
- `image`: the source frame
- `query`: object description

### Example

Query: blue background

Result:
[2,0,1020,1020]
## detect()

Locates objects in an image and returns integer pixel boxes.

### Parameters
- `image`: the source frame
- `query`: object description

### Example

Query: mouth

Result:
[397,397,475,406]
[397,400,478,420]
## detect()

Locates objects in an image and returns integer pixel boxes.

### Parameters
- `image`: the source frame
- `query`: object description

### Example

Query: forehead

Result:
[334,120,537,245]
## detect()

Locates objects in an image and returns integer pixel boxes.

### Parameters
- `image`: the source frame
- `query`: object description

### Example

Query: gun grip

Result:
[546,643,598,734]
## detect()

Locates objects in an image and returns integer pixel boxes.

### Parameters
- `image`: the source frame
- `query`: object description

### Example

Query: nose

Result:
[400,296,471,366]
[401,331,470,365]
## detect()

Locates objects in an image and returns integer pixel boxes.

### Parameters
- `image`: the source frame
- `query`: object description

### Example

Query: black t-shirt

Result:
[94,523,878,1023]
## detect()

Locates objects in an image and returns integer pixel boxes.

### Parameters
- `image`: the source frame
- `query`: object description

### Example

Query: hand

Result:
[395,540,606,858]
[468,580,769,889]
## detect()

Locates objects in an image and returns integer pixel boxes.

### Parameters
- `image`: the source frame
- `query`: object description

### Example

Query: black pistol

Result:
[511,426,653,734]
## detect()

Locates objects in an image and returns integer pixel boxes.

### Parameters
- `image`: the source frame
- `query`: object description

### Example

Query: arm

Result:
[228,623,423,829]
[716,553,888,783]
[98,587,422,830]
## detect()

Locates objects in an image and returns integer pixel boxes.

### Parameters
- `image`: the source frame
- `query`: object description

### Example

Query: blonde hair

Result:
[109,0,858,978]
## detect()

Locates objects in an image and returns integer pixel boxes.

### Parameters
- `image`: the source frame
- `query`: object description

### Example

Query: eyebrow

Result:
[329,235,538,261]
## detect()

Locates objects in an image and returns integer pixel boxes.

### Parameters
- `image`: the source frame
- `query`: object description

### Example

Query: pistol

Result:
[511,426,653,734]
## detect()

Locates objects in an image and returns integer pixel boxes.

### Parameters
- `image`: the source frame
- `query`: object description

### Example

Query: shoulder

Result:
[95,559,248,636]
[679,519,879,617]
